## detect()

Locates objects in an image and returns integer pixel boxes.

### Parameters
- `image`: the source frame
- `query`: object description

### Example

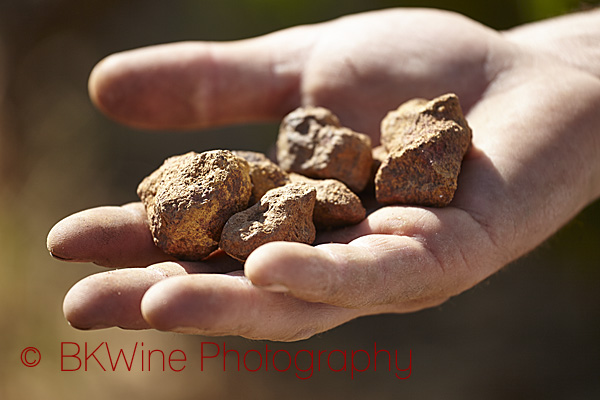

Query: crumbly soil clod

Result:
[136,97,472,261]
[276,106,373,193]
[289,173,365,229]
[219,183,317,261]
[232,150,290,204]
[137,150,252,260]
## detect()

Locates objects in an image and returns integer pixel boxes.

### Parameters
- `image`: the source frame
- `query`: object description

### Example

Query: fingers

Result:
[47,202,174,268]
[89,27,320,130]
[63,257,241,330]
[245,206,503,310]
[140,273,360,341]
[63,262,189,330]
[245,238,449,310]
[59,207,496,339]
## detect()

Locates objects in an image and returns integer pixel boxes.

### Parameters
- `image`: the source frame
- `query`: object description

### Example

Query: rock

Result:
[232,150,290,204]
[289,173,365,229]
[220,183,316,261]
[137,150,252,260]
[137,155,178,208]
[375,93,472,206]
[380,98,429,150]
[371,144,389,165]
[276,106,373,193]
[369,145,388,186]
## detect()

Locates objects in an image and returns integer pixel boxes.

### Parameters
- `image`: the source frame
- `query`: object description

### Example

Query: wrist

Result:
[503,8,600,79]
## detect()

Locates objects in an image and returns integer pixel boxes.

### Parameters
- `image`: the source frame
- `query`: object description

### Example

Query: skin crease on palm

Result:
[46,8,600,341]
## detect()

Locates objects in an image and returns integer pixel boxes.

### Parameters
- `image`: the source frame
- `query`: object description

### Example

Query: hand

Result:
[47,8,600,341]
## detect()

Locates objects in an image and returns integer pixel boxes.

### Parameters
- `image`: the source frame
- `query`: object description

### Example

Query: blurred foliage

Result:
[0,0,598,399]
[519,0,591,19]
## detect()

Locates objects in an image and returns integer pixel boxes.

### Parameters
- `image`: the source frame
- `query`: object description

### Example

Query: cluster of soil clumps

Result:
[137,93,471,261]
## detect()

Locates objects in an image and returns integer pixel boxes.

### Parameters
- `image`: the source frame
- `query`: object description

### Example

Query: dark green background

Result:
[0,1,598,399]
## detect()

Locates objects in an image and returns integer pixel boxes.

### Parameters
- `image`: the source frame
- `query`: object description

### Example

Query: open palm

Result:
[48,8,600,340]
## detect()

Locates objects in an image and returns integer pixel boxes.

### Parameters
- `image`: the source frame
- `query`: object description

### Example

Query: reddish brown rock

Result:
[371,145,389,165]
[369,145,388,185]
[375,93,472,206]
[233,150,290,204]
[137,155,178,208]
[137,150,252,260]
[276,106,373,193]
[220,183,316,261]
[380,98,429,150]
[289,173,365,229]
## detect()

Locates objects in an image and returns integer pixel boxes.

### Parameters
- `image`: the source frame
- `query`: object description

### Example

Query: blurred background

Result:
[0,0,599,398]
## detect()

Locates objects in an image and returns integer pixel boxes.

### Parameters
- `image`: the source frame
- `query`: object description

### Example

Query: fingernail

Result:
[69,322,110,330]
[88,324,111,330]
[256,283,289,293]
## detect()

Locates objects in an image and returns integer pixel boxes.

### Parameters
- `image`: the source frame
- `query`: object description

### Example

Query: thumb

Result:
[89,26,320,130]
